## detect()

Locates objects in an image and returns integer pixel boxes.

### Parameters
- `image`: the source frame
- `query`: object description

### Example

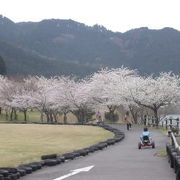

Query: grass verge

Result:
[154,148,167,157]
[0,124,114,167]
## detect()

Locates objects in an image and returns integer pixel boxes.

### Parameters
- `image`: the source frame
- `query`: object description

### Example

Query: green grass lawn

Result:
[0,124,114,167]
[0,110,42,123]
[0,110,80,123]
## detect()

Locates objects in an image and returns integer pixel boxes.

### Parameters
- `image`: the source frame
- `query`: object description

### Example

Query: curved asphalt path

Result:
[21,125,175,180]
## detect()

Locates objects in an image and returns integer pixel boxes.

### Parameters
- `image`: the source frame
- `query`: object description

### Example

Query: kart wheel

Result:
[138,142,141,149]
[152,142,155,149]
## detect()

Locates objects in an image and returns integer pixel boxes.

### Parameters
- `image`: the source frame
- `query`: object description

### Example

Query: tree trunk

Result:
[78,110,83,124]
[63,112,67,124]
[14,109,17,120]
[129,106,138,124]
[109,109,115,121]
[153,108,159,127]
[23,110,27,122]
[53,113,57,123]
[10,108,17,120]
[5,109,8,120]
[107,105,116,122]
[10,108,14,121]
[82,110,85,124]
[45,112,50,123]
[0,107,2,115]
[73,109,84,124]
[40,111,44,122]
[49,112,53,123]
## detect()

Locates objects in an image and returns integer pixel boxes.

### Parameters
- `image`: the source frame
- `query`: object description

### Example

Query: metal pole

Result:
[177,118,179,135]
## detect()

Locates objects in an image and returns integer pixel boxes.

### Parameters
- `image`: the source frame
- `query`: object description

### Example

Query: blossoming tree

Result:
[129,72,180,126]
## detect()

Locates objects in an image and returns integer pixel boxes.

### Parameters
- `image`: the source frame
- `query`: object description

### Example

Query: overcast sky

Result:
[0,0,180,32]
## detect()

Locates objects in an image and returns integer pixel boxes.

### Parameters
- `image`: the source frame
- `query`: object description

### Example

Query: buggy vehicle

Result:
[138,135,155,149]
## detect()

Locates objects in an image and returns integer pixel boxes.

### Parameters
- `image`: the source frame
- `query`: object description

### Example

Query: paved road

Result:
[21,125,175,180]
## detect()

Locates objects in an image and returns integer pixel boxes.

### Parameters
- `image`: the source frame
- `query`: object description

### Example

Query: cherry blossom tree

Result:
[0,76,9,118]
[31,76,59,123]
[67,79,98,124]
[0,76,21,120]
[129,72,180,126]
[10,77,39,121]
[50,76,74,123]
[0,67,179,127]
[89,67,138,121]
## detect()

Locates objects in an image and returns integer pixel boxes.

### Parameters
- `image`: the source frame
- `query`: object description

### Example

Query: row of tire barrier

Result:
[0,123,125,180]
[166,132,180,180]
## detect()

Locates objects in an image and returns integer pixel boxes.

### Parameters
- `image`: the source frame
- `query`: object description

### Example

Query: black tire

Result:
[17,169,26,176]
[171,152,178,168]
[58,156,65,162]
[41,154,57,160]
[8,173,18,180]
[18,166,32,174]
[0,170,9,177]
[62,153,75,160]
[4,177,11,180]
[0,174,4,180]
[44,159,58,166]
[176,169,180,180]
[174,157,180,173]
[0,168,17,174]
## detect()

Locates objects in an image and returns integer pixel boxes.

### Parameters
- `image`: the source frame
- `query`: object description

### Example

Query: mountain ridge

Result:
[0,15,180,76]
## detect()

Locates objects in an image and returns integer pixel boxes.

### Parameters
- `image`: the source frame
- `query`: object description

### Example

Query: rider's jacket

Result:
[142,131,150,137]
[140,131,150,139]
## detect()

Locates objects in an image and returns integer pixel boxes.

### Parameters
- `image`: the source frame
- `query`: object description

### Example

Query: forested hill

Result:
[1,15,180,76]
[0,55,6,75]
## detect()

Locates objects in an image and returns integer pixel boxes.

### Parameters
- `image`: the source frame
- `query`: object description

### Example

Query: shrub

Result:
[104,112,119,122]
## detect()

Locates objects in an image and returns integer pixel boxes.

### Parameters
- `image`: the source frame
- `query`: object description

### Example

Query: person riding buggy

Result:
[96,111,104,125]
[138,127,155,149]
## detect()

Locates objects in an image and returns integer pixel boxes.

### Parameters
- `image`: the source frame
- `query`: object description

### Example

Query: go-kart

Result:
[138,135,155,149]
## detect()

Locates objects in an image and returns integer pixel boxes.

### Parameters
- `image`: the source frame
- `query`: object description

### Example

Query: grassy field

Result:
[0,124,114,167]
[0,110,80,123]
[0,110,42,123]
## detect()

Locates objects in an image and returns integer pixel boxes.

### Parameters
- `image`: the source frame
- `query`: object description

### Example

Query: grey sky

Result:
[0,0,180,32]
